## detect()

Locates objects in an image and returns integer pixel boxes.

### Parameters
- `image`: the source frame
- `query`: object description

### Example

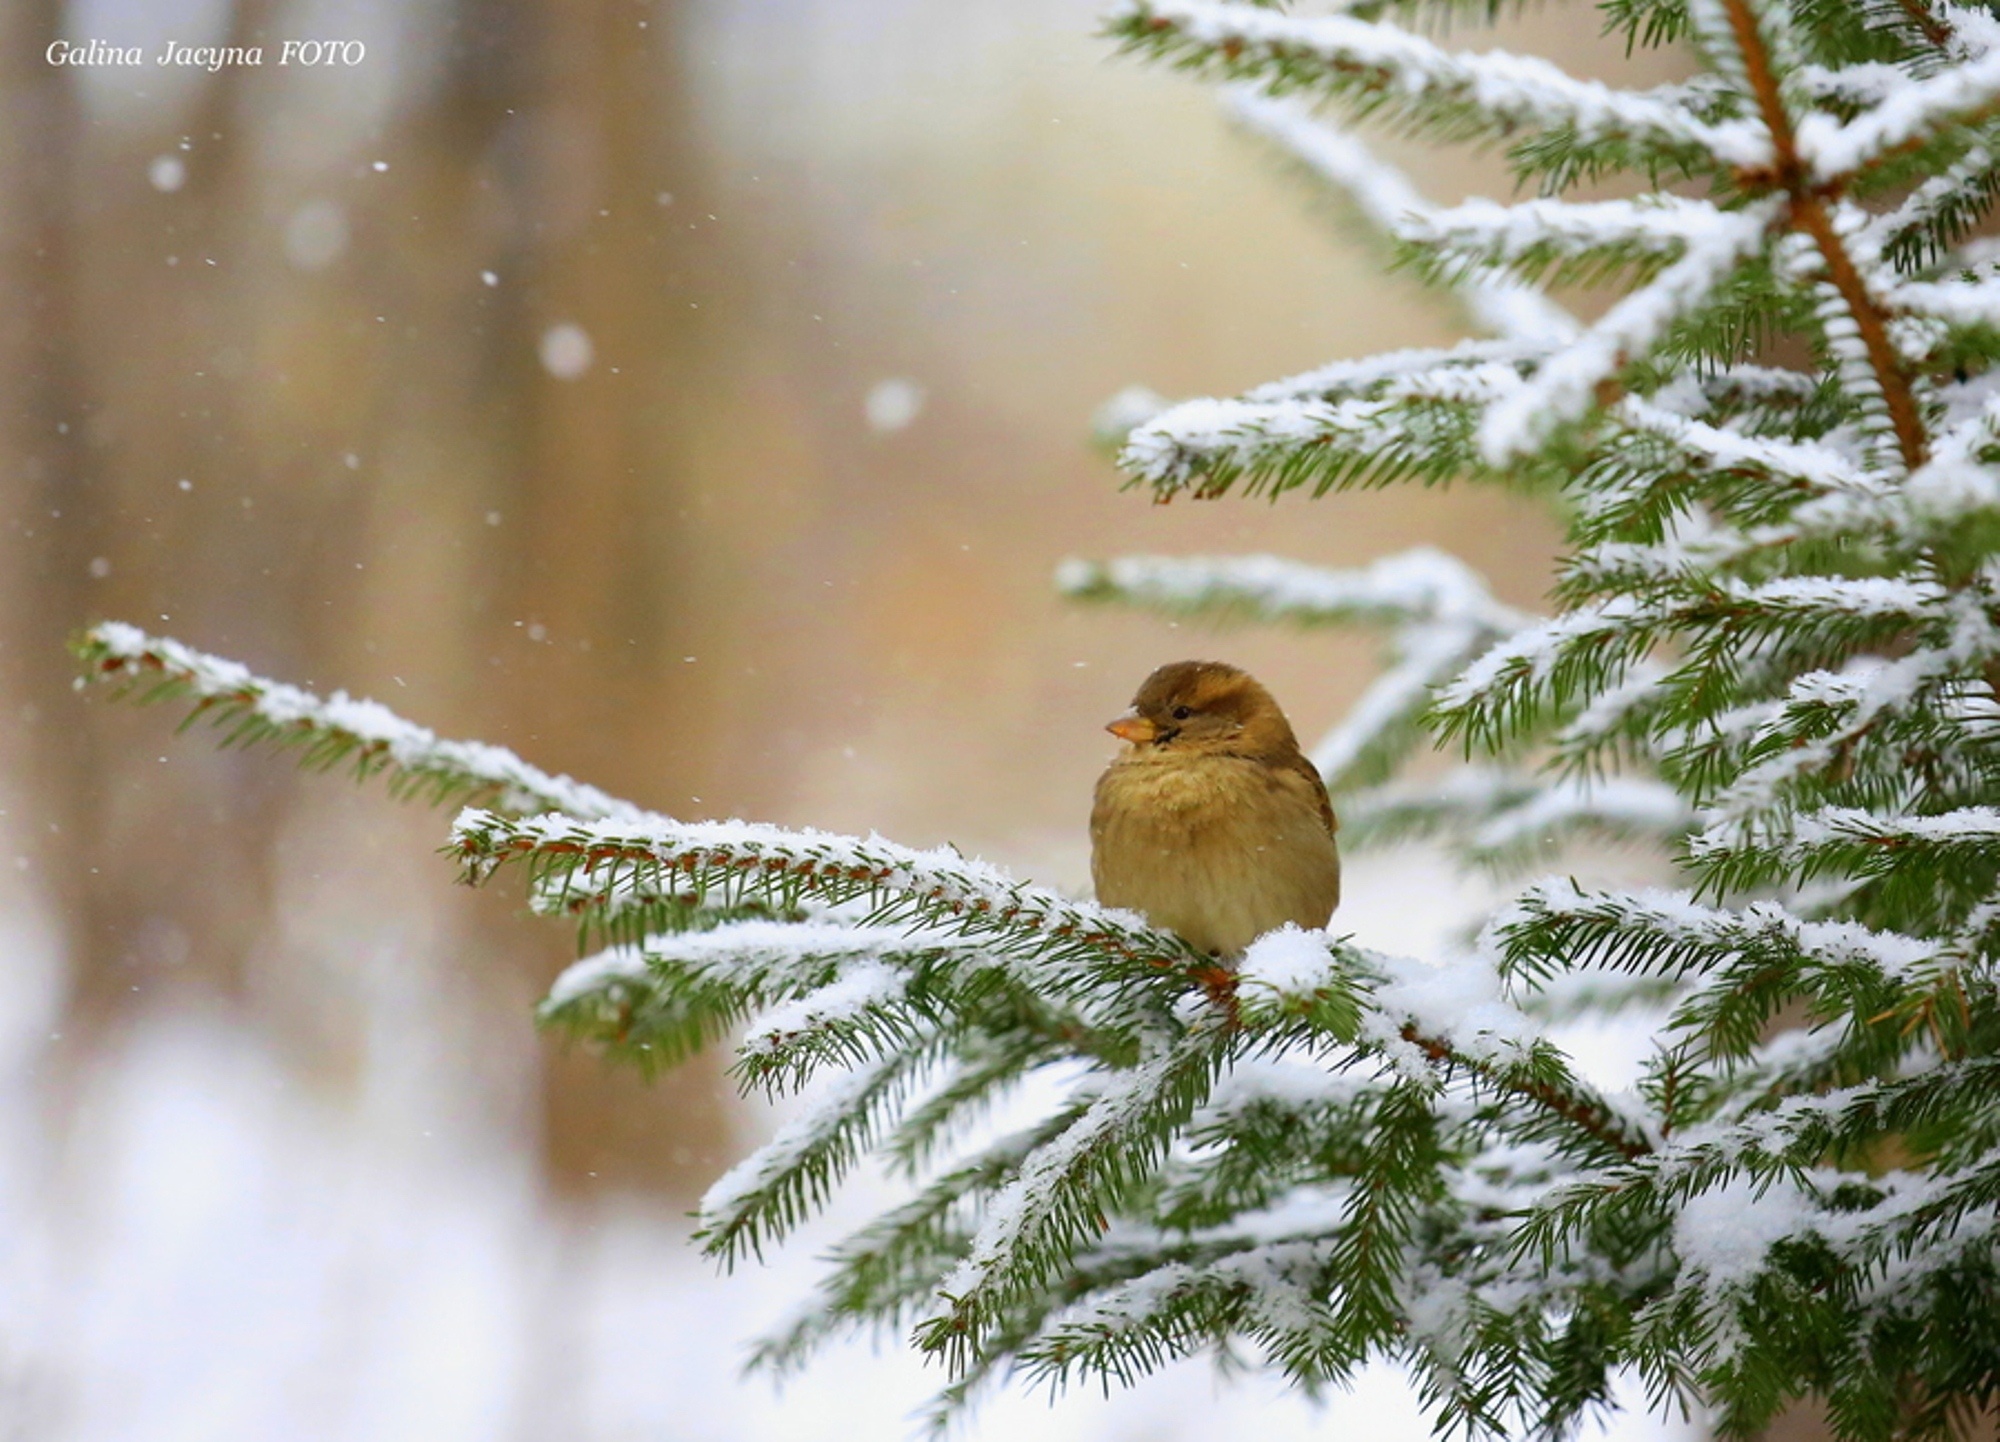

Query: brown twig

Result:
[1894,0,1954,51]
[1723,0,1929,473]
[1398,1024,1652,1161]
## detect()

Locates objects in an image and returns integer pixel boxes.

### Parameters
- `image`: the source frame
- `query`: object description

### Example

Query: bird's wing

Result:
[1283,750,1338,838]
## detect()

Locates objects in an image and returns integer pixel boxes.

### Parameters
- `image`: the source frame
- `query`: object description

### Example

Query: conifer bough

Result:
[74,0,2000,1435]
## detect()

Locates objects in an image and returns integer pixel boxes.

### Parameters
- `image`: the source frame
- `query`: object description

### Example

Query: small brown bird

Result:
[1090,660,1340,957]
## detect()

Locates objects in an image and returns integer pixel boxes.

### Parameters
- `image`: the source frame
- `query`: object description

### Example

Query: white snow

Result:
[84,623,639,823]
[1121,2,1760,166]
[148,155,187,193]
[863,378,925,433]
[1367,951,1539,1064]
[1673,1174,1811,1288]
[539,323,595,380]
[1478,201,1780,463]
[1797,40,2000,181]
[742,961,908,1056]
[1238,924,1339,998]
[1223,91,1577,346]
[283,199,349,272]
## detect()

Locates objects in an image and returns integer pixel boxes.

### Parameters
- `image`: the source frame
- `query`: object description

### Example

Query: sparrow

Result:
[1090,660,1340,957]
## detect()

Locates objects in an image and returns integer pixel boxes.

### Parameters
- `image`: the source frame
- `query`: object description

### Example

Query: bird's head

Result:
[1105,660,1300,758]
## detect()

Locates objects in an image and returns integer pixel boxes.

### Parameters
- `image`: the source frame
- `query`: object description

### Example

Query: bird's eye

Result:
[1171,705,1193,720]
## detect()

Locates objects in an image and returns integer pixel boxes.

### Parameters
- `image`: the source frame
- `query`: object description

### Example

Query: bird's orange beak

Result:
[1106,713,1158,744]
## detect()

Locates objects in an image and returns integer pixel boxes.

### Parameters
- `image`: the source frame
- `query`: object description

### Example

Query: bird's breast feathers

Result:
[1090,751,1340,955]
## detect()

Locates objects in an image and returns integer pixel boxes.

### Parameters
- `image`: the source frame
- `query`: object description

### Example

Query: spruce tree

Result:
[74,0,2000,1435]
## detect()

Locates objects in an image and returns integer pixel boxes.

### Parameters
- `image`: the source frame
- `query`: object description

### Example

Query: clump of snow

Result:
[148,155,187,193]
[83,622,641,823]
[1093,385,1170,444]
[284,200,349,272]
[1370,951,1539,1063]
[1238,925,1337,997]
[1673,1175,1811,1289]
[546,948,650,1008]
[864,378,925,434]
[539,324,594,380]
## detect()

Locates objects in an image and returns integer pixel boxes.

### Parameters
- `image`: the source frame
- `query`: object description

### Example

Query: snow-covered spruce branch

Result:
[747,1107,1092,1376]
[1313,620,1511,795]
[1869,140,2000,270]
[699,1047,939,1264]
[1400,194,1751,291]
[1118,361,1536,503]
[1054,547,1528,634]
[1709,0,1933,471]
[912,1027,1233,1371]
[1491,879,1948,1068]
[527,861,796,954]
[1792,26,2000,182]
[73,622,638,821]
[1102,1,1740,175]
[1667,628,2000,825]
[543,911,1169,1105]
[541,921,974,1092]
[1237,928,1653,1165]
[1688,804,2000,929]
[1432,574,1961,752]
[1520,1055,2000,1265]
[1342,768,1692,867]
[447,806,1213,990]
[1223,90,1578,347]
[1477,199,1782,464]
[493,802,1649,1151]
[1571,393,1885,548]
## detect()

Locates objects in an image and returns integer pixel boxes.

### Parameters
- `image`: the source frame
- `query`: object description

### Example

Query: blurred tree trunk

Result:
[0,0,91,1065]
[396,0,739,1195]
[4,0,739,1196]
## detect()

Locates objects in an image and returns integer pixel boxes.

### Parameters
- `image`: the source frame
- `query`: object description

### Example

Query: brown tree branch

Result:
[1724,0,1929,473]
[1894,0,1953,51]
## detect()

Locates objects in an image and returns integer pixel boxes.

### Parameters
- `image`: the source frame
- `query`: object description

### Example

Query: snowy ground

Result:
[0,844,1698,1442]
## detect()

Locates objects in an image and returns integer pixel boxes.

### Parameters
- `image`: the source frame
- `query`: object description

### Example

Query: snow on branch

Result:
[1687,606,2000,828]
[74,621,639,822]
[1244,339,1538,404]
[1223,90,1577,347]
[1403,194,1743,284]
[1344,767,1692,865]
[1866,141,1999,267]
[546,920,947,1086]
[1436,572,1954,750]
[1689,802,2000,889]
[915,1030,1228,1369]
[1494,877,1936,998]
[1119,365,1528,502]
[700,1049,930,1263]
[1476,200,1782,464]
[1612,394,1880,499]
[1526,1056,2000,1284]
[1016,1232,1346,1394]
[1313,619,1502,794]
[1235,927,1652,1163]
[448,807,1212,992]
[1794,39,2000,181]
[1886,272,2000,328]
[1056,547,1527,633]
[1105,1,1747,169]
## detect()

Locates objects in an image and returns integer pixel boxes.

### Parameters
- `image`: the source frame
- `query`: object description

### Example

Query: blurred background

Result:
[0,1,1696,1437]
